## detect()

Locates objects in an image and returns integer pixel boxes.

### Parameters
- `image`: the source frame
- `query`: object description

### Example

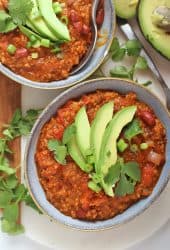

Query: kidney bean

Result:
[69,9,80,22]
[73,21,83,33]
[98,0,104,9]
[96,8,104,27]
[82,24,90,35]
[139,110,156,127]
[15,48,28,58]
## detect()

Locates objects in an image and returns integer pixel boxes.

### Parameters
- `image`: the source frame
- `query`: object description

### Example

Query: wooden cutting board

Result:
[0,73,21,179]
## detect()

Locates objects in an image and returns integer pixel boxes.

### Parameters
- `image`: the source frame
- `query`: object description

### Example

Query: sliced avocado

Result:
[67,135,92,173]
[19,25,42,41]
[37,0,70,41]
[98,106,137,176]
[138,0,170,59]
[90,102,114,172]
[26,0,58,41]
[75,107,91,158]
[115,0,139,19]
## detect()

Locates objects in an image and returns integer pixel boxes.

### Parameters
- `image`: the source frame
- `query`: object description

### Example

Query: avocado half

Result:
[138,0,170,60]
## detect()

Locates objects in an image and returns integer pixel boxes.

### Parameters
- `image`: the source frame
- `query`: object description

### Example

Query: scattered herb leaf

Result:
[62,124,76,145]
[125,39,142,56]
[124,119,143,141]
[8,0,34,25]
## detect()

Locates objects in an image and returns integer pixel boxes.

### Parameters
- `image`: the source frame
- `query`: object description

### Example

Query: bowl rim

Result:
[24,77,170,231]
[0,1,116,90]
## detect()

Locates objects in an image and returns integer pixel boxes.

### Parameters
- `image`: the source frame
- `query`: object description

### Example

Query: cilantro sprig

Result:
[0,109,41,235]
[8,0,34,26]
[0,0,34,33]
[105,159,141,197]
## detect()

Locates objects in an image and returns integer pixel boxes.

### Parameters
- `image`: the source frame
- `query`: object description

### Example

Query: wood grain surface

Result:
[0,73,21,179]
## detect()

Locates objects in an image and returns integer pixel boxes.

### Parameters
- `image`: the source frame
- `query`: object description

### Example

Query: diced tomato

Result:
[15,48,28,58]
[142,164,155,187]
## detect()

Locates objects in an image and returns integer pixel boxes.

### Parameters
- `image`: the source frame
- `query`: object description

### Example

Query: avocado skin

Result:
[37,0,70,41]
[67,135,92,173]
[115,0,139,19]
[75,106,91,159]
[138,0,170,60]
[90,101,114,173]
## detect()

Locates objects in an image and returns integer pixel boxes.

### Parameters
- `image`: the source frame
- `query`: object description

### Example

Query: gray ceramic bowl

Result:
[0,1,115,89]
[25,78,170,231]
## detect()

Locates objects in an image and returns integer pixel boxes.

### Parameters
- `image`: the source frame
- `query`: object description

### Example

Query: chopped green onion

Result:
[7,44,16,55]
[26,41,32,49]
[51,47,61,53]
[130,144,138,153]
[88,181,101,193]
[117,139,128,153]
[30,35,37,43]
[32,40,41,48]
[140,143,148,150]
[61,16,68,25]
[31,52,39,59]
[53,2,62,14]
[40,39,50,48]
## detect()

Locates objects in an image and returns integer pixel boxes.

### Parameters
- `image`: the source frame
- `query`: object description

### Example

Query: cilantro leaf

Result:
[122,162,141,181]
[135,56,148,70]
[54,145,67,165]
[104,161,121,186]
[3,203,19,222]
[1,219,24,235]
[48,139,61,151]
[3,109,41,140]
[3,175,18,189]
[125,39,142,56]
[88,181,101,193]
[110,37,120,53]
[115,174,134,196]
[0,10,17,33]
[0,191,13,208]
[23,194,42,214]
[8,0,34,25]
[112,48,126,61]
[0,158,16,175]
[110,66,131,79]
[48,139,67,165]
[62,124,76,145]
[124,119,143,141]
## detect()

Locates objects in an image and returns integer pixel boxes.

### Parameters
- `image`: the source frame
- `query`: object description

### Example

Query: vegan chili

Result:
[35,91,166,220]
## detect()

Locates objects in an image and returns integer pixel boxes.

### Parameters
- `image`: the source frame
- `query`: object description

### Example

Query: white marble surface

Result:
[0,24,170,250]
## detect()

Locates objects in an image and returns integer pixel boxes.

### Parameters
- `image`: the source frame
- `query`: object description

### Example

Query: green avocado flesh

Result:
[115,0,139,19]
[37,0,70,41]
[138,0,170,59]
[67,135,92,173]
[90,102,114,172]
[98,106,137,176]
[75,107,91,158]
[27,0,58,41]
[19,25,42,41]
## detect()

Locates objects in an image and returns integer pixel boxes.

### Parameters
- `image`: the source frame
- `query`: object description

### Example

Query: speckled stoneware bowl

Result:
[0,1,115,89]
[25,78,170,231]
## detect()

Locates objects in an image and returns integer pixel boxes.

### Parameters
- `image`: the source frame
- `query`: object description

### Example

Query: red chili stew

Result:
[0,0,102,82]
[35,91,166,220]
